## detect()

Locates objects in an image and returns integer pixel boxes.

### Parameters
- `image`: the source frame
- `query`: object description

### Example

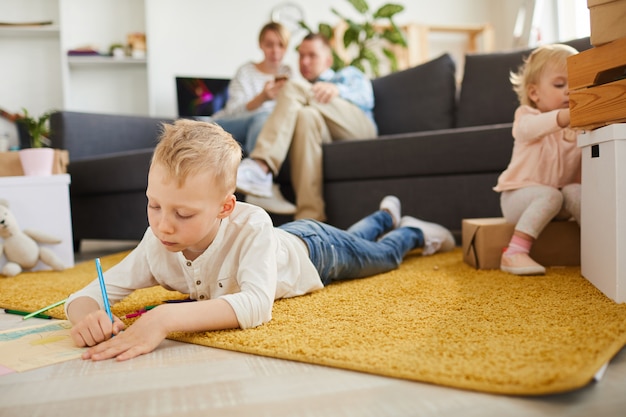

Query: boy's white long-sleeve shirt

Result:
[65,202,323,329]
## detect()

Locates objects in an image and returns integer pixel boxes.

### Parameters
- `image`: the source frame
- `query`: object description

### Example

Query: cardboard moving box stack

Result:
[567,36,626,130]
[587,0,626,46]
[569,7,626,303]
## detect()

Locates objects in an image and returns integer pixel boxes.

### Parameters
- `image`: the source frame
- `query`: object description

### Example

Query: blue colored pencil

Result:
[95,258,113,322]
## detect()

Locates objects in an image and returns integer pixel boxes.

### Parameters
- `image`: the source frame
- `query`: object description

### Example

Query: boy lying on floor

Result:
[66,119,455,361]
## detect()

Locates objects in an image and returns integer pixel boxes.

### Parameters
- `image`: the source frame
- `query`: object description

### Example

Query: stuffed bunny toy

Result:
[0,199,65,277]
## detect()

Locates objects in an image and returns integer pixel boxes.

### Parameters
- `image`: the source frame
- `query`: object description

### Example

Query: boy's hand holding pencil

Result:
[70,309,125,348]
[68,258,126,348]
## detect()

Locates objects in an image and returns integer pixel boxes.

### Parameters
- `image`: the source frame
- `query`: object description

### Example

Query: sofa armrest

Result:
[49,111,174,160]
[69,149,153,195]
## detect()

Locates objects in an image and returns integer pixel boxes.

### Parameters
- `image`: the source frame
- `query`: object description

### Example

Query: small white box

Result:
[0,174,75,273]
[577,124,626,303]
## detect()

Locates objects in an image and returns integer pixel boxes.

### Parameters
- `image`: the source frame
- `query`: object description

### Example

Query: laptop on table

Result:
[175,77,230,118]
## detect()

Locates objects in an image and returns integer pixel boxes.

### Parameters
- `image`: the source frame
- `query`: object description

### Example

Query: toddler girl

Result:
[494,43,580,275]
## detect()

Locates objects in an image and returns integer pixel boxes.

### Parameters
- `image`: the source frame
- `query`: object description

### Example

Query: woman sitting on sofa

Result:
[212,21,293,155]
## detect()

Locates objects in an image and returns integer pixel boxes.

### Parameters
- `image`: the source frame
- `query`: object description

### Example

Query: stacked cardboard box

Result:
[568,36,626,130]
[570,7,626,302]
[588,0,626,46]
[462,218,580,270]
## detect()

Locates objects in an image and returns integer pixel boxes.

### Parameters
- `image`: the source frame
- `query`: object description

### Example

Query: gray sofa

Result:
[49,112,173,249]
[318,36,591,234]
[49,37,591,250]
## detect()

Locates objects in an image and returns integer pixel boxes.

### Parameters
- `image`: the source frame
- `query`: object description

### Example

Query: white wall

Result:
[59,0,148,115]
[0,0,590,126]
[146,0,516,117]
[146,0,590,118]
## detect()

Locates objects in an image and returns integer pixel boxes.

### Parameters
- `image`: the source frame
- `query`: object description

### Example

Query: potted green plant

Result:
[16,109,55,176]
[109,43,126,58]
[16,108,52,149]
[299,0,407,76]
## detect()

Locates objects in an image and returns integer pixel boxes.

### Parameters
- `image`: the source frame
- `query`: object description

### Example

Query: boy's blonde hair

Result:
[510,43,578,107]
[152,119,242,195]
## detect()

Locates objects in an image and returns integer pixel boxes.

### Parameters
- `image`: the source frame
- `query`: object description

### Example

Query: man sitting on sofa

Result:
[236,32,377,221]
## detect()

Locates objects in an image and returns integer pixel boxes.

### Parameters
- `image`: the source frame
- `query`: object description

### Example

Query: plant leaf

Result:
[330,7,347,21]
[298,20,312,32]
[319,23,334,40]
[346,0,369,14]
[343,26,360,49]
[382,25,407,47]
[344,17,359,29]
[373,4,404,19]
[362,48,380,77]
[382,47,399,72]
[332,50,347,71]
[311,0,407,75]
[17,109,51,148]
[351,59,366,74]
[363,21,375,39]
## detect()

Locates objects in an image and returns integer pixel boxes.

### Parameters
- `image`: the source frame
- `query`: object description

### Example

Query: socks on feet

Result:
[503,234,532,256]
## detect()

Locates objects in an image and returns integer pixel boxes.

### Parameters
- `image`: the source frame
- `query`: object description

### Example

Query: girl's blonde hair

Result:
[510,43,578,107]
[152,119,242,195]
[259,22,290,48]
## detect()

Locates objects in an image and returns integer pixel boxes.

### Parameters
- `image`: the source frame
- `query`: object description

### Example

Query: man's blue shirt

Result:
[317,67,376,129]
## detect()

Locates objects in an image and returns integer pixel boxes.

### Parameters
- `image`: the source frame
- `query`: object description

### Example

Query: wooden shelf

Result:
[2,0,149,116]
[417,24,495,62]
[0,25,60,37]
[67,56,147,67]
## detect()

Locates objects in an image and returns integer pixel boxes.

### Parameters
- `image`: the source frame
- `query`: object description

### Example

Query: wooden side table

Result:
[0,174,74,273]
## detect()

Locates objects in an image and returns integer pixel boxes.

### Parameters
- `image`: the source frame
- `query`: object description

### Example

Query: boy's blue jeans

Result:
[279,211,424,285]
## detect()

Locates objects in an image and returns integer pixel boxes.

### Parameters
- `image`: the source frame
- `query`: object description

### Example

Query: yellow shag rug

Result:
[2,248,626,396]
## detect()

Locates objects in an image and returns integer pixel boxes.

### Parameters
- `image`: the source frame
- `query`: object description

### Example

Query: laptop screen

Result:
[175,77,230,117]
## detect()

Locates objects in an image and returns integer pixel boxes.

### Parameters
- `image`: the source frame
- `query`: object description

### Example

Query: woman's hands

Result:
[246,77,288,111]
[262,77,288,101]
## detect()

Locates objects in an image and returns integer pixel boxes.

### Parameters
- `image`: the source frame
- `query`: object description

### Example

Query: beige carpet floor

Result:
[1,248,626,396]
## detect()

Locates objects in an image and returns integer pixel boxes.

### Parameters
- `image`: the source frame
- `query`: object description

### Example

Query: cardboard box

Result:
[587,0,626,46]
[462,218,580,270]
[0,149,69,177]
[0,174,74,273]
[577,123,626,303]
[567,37,626,130]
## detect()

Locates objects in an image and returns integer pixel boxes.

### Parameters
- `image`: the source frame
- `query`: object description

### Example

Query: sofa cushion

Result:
[456,49,529,128]
[69,149,153,195]
[371,53,456,135]
[456,37,593,128]
[561,36,592,54]
[323,124,514,181]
